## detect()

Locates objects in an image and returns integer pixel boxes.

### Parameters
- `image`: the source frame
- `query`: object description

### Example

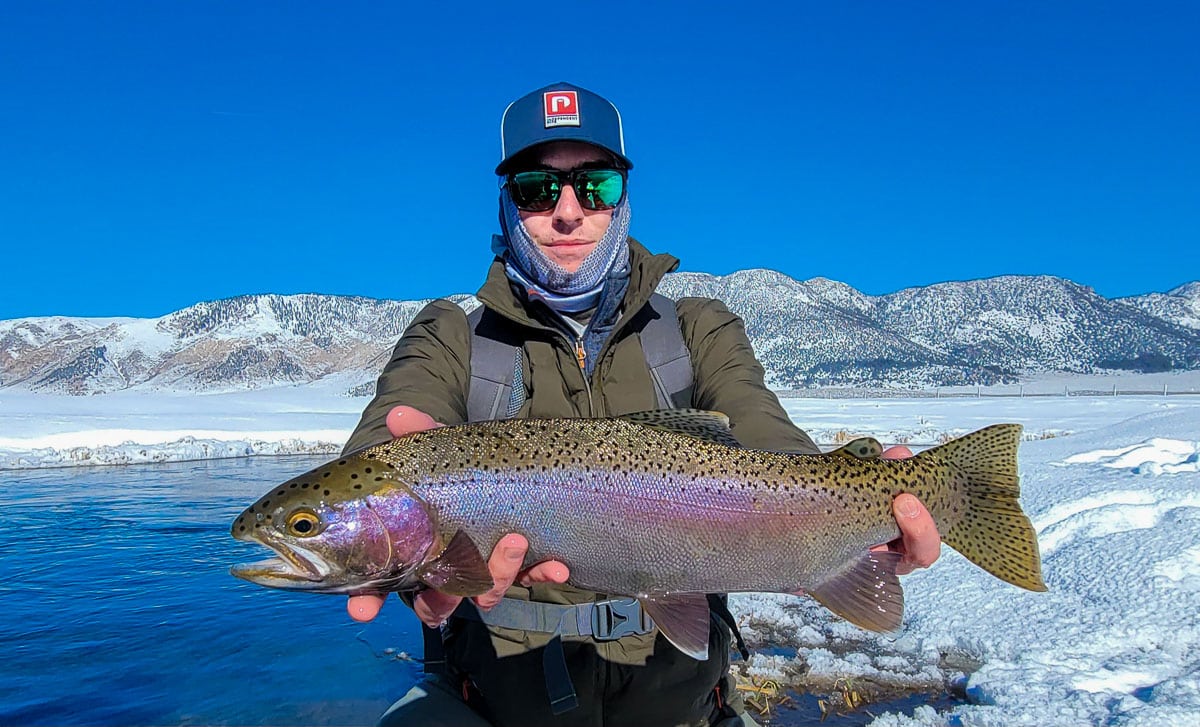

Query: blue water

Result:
[0,456,422,726]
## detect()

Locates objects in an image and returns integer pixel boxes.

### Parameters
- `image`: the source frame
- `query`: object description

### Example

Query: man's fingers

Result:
[893,493,941,574]
[519,560,570,587]
[474,533,529,610]
[417,533,562,620]
[873,447,939,575]
[414,589,464,628]
[386,405,442,438]
[347,593,386,623]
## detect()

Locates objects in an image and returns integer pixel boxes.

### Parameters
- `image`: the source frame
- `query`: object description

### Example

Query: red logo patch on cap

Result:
[543,91,580,128]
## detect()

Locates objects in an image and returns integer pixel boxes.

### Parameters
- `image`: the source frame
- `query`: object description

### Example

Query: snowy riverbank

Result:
[4,371,1199,470]
[0,383,360,469]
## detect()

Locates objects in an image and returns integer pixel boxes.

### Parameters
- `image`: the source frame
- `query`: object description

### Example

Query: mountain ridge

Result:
[3,273,1197,395]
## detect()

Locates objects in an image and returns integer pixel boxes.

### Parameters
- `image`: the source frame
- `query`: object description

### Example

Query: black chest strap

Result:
[637,293,695,410]
[465,306,526,422]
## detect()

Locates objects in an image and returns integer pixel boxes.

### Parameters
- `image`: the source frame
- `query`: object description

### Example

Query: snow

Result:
[0,377,365,468]
[1062,439,1200,474]
[2,374,1200,725]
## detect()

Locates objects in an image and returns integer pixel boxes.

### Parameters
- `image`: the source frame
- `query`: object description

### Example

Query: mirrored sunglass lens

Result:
[510,172,560,210]
[576,170,624,209]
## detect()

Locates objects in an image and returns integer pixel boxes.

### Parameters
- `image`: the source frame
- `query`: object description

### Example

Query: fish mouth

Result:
[230,532,333,589]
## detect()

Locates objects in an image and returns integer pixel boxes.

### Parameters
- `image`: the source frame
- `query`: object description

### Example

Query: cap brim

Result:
[495,141,633,175]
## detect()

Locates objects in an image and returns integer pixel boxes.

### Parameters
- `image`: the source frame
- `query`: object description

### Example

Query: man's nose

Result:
[552,184,585,227]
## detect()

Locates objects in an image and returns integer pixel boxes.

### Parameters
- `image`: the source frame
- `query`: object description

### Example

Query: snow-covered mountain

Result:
[1120,281,1200,332]
[656,271,969,388]
[659,272,1200,387]
[2,275,1198,395]
[0,295,442,395]
[875,276,1199,377]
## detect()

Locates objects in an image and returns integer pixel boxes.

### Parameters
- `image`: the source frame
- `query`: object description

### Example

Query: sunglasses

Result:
[505,168,626,212]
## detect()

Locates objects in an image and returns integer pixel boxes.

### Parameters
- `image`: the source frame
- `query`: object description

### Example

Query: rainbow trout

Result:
[230,410,1045,659]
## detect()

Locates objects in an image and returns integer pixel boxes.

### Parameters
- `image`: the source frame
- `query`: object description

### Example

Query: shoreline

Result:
[5,372,1200,470]
[0,436,344,471]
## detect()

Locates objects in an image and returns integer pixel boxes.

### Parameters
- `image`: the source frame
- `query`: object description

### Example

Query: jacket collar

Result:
[475,237,680,332]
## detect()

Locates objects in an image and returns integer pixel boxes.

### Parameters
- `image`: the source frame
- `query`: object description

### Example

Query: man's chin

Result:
[542,244,597,273]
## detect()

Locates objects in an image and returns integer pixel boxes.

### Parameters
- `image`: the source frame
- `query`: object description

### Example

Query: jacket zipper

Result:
[574,338,587,372]
[572,334,595,415]
[477,295,643,420]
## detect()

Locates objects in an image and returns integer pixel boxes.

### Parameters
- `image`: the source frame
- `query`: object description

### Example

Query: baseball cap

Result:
[496,82,633,174]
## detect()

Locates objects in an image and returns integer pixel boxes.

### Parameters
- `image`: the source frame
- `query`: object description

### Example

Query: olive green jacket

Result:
[344,239,816,455]
[343,239,817,726]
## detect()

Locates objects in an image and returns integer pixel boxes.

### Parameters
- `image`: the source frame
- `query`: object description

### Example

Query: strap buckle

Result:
[590,598,654,641]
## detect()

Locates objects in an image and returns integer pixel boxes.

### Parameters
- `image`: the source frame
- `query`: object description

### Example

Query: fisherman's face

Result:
[514,141,617,274]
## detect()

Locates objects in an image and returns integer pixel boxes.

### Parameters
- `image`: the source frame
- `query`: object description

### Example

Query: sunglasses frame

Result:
[503,167,627,212]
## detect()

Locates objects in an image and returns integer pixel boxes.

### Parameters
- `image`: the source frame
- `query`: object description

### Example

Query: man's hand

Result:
[410,532,570,628]
[873,445,941,575]
[346,406,571,625]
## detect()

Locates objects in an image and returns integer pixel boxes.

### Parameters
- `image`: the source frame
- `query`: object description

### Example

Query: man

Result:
[341,82,941,727]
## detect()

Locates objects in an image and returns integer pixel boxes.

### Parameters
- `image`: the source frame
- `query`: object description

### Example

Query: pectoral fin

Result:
[808,550,904,632]
[639,593,712,660]
[418,530,493,597]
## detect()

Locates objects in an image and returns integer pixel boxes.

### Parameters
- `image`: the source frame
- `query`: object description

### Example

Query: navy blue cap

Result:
[496,82,632,174]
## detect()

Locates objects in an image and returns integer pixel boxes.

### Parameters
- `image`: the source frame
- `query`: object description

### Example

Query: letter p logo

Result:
[549,94,574,113]
[543,91,581,128]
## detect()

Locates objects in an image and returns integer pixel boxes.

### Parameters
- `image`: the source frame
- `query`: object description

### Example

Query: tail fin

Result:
[917,424,1047,592]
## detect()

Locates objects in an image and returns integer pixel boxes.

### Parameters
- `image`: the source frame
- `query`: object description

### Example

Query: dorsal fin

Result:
[618,409,742,447]
[829,437,884,460]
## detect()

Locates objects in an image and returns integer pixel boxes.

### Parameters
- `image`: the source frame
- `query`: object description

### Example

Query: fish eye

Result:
[285,509,322,537]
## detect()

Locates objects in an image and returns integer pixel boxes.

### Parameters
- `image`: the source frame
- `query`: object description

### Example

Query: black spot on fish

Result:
[276,490,285,496]
[353,484,362,490]
[289,483,297,488]
[324,490,331,496]
[323,472,331,478]
[350,473,358,479]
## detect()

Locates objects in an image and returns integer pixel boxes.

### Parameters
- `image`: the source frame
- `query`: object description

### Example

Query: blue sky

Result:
[1,1,1196,319]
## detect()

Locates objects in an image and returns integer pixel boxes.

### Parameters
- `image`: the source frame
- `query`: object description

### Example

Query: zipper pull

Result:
[574,339,587,372]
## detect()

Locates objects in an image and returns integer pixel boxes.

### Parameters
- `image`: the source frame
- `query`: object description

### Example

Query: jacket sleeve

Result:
[341,300,472,454]
[676,297,819,454]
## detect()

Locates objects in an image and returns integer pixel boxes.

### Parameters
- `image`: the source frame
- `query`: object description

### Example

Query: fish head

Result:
[229,454,436,594]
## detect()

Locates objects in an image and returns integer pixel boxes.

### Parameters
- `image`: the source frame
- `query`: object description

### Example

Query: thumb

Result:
[386,406,442,438]
[347,593,386,622]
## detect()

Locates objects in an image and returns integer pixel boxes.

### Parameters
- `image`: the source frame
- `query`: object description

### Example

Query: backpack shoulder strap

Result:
[640,293,693,409]
[466,306,526,422]
[469,294,690,421]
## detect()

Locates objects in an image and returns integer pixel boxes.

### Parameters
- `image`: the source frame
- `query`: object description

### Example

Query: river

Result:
[1,456,420,725]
